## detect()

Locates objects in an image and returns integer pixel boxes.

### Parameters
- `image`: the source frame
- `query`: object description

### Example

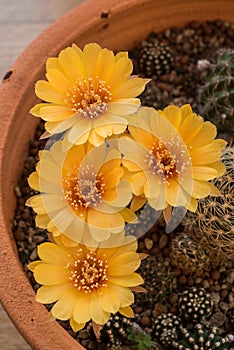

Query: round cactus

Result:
[135,257,172,307]
[153,313,182,347]
[200,49,234,135]
[138,38,174,78]
[96,314,131,348]
[86,313,148,349]
[183,146,234,266]
[178,287,213,322]
[173,322,231,350]
[170,232,209,274]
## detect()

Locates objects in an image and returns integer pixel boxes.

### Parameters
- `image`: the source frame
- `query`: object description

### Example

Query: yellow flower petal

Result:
[119,306,134,318]
[90,293,110,325]
[108,252,140,275]
[109,273,144,287]
[46,68,69,95]
[36,283,73,304]
[112,77,149,99]
[83,43,102,77]
[70,318,85,332]
[73,293,91,323]
[98,287,120,314]
[34,263,70,285]
[58,45,84,81]
[35,80,64,104]
[37,242,71,265]
[51,289,78,320]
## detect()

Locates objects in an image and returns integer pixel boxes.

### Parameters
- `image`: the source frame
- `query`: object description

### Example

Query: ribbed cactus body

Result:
[138,38,174,79]
[178,287,213,323]
[170,232,209,273]
[135,257,172,307]
[175,323,231,350]
[201,49,234,134]
[183,146,234,266]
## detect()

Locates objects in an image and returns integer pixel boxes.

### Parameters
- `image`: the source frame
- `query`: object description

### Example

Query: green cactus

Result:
[135,257,172,307]
[183,146,234,266]
[178,287,213,322]
[86,313,149,349]
[153,313,182,347]
[173,322,231,350]
[170,232,209,274]
[200,49,234,135]
[137,37,174,79]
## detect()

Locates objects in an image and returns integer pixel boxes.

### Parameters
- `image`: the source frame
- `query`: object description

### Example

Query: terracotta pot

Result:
[0,0,233,349]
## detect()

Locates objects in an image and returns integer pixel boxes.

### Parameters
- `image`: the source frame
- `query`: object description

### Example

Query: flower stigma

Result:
[66,250,108,293]
[64,76,112,119]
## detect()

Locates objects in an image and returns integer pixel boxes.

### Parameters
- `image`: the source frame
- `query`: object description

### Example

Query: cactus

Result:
[153,315,231,350]
[178,287,213,322]
[200,49,234,135]
[139,81,164,109]
[173,322,231,350]
[170,232,209,274]
[137,38,174,79]
[134,257,172,307]
[183,146,234,266]
[153,313,182,347]
[86,313,148,349]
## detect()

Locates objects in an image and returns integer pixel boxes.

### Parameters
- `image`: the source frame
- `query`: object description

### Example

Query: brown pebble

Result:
[150,246,161,256]
[144,238,154,251]
[187,276,194,287]
[138,241,145,250]
[134,306,143,314]
[220,288,229,299]
[14,228,25,241]
[210,269,221,281]
[163,247,171,257]
[178,275,187,285]
[169,306,178,314]
[208,278,214,287]
[151,232,159,243]
[140,315,151,327]
[169,293,178,305]
[159,234,169,250]
[180,55,190,65]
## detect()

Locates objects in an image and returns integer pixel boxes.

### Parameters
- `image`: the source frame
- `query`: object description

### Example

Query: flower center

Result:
[146,138,192,184]
[146,140,178,182]
[67,251,108,293]
[63,165,105,213]
[64,75,112,119]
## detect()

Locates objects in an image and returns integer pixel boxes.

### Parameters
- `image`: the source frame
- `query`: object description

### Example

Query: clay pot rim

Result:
[0,0,234,349]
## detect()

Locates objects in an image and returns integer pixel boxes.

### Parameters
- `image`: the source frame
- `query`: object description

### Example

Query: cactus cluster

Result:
[153,316,231,350]
[178,287,213,322]
[137,37,174,79]
[183,146,234,266]
[134,257,172,307]
[170,232,209,273]
[200,49,234,135]
[173,323,231,350]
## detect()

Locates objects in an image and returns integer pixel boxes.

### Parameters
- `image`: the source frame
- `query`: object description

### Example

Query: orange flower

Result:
[119,105,226,222]
[28,235,143,332]
[26,140,134,247]
[30,43,149,149]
